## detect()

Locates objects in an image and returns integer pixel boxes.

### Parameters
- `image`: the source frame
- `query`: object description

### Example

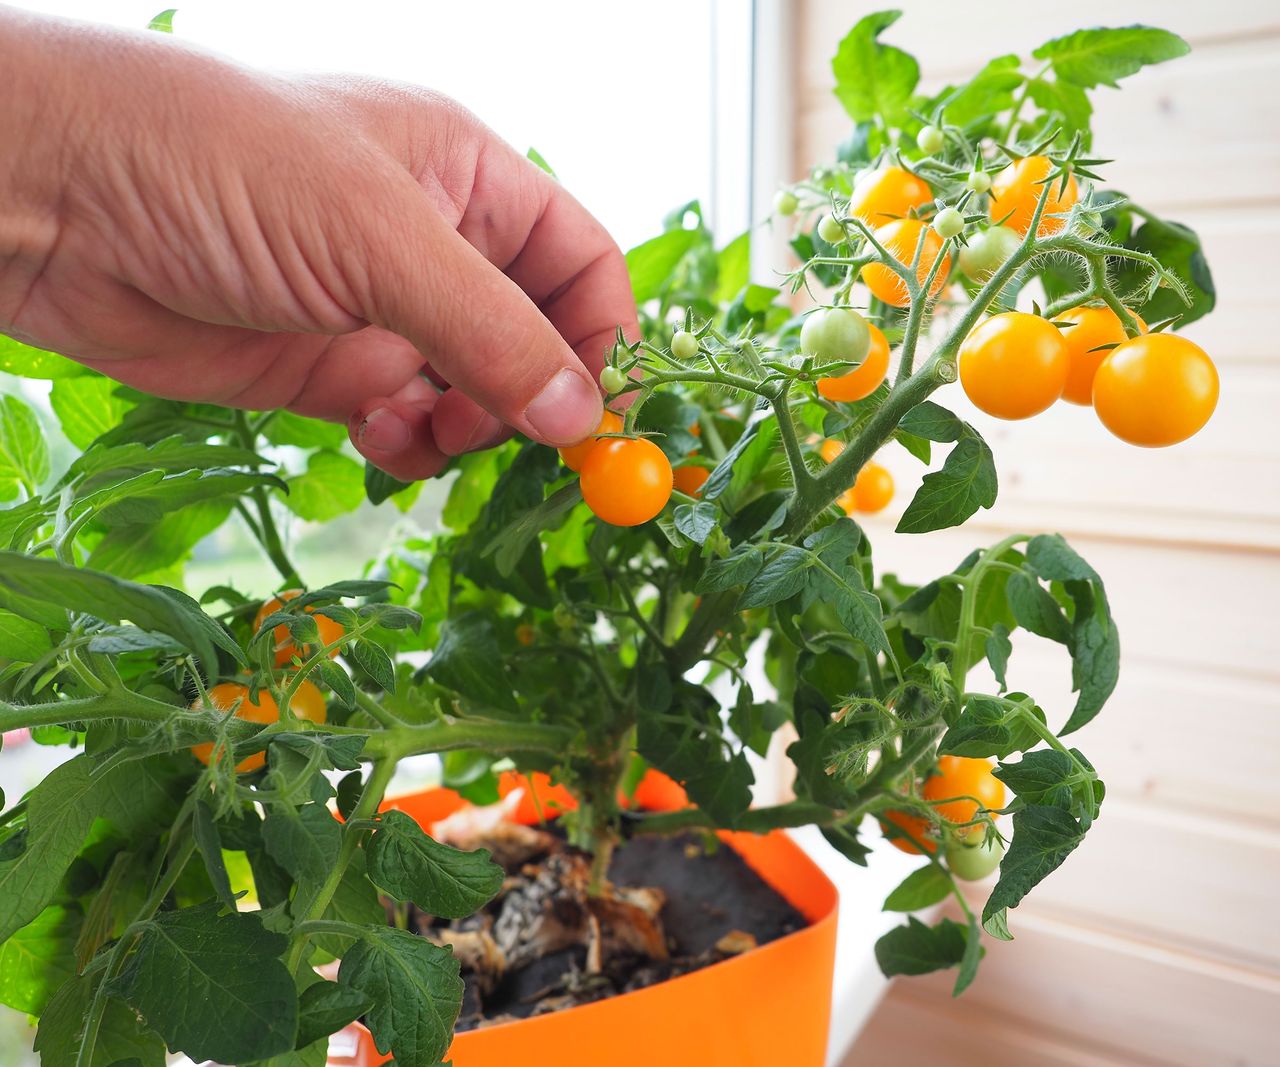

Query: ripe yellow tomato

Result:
[1092,333,1219,447]
[289,679,327,726]
[861,219,950,308]
[1054,305,1147,406]
[819,438,844,464]
[880,809,936,854]
[988,155,1078,237]
[848,165,932,226]
[818,323,891,403]
[673,464,710,497]
[580,437,673,526]
[558,409,624,473]
[255,591,345,668]
[191,682,279,773]
[922,756,1006,835]
[850,463,894,514]
[959,312,1069,419]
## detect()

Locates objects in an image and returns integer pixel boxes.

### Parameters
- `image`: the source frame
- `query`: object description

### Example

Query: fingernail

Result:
[524,369,601,445]
[357,408,410,452]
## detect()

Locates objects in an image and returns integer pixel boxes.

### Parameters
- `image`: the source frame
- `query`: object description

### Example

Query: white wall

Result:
[783,3,1280,1064]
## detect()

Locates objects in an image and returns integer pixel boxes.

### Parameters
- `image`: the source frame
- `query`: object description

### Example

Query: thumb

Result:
[345,170,604,447]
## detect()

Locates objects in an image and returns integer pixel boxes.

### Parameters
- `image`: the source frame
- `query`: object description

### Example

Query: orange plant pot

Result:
[334,777,839,1067]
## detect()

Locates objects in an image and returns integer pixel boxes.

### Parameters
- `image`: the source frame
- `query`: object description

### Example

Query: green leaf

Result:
[882,865,951,913]
[831,10,920,125]
[1006,571,1071,644]
[896,433,997,534]
[0,904,81,1014]
[0,394,49,500]
[485,481,582,577]
[49,375,131,449]
[0,607,52,660]
[285,450,366,522]
[349,638,397,694]
[995,749,1103,821]
[66,436,266,488]
[338,927,464,1067]
[318,658,356,709]
[897,401,964,444]
[109,902,297,1063]
[364,462,415,507]
[296,980,375,1052]
[0,552,223,675]
[192,799,237,908]
[424,613,516,714]
[87,498,232,579]
[0,756,107,942]
[1061,581,1120,734]
[739,547,811,609]
[875,916,970,977]
[625,229,702,304]
[1033,25,1189,89]
[940,694,1046,760]
[34,974,166,1067]
[83,468,282,527]
[937,55,1023,128]
[367,810,504,918]
[261,803,342,886]
[954,914,984,996]
[985,622,1012,690]
[1026,77,1093,141]
[263,411,348,450]
[713,231,751,304]
[526,146,557,178]
[672,501,718,545]
[147,8,176,32]
[0,334,87,379]
[1109,209,1216,326]
[983,805,1085,923]
[1025,533,1099,584]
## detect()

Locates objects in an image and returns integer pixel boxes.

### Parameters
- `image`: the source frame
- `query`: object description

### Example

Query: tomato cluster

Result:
[959,310,1218,446]
[782,155,1219,449]
[819,439,895,515]
[881,756,1006,880]
[559,410,673,526]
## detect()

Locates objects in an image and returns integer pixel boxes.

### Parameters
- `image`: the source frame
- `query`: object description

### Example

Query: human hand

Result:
[0,8,637,479]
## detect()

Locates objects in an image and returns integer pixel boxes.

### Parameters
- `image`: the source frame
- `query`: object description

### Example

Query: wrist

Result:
[0,7,79,325]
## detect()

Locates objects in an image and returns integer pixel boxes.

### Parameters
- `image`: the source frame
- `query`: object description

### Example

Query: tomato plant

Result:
[0,13,1217,1065]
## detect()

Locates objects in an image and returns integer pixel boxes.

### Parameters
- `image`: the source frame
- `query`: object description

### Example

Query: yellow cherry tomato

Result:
[861,219,950,308]
[673,465,710,497]
[255,591,345,668]
[848,166,932,226]
[191,682,278,773]
[1092,333,1219,447]
[1054,305,1147,406]
[818,323,891,403]
[558,410,624,473]
[959,312,1069,419]
[988,155,1078,237]
[580,437,673,526]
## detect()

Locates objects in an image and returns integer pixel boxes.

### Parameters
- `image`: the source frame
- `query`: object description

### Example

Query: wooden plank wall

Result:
[781,4,1280,1064]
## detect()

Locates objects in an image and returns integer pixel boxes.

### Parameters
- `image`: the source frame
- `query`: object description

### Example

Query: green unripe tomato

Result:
[774,189,799,216]
[958,224,1021,282]
[917,125,945,155]
[966,169,992,194]
[671,330,699,361]
[599,366,628,395]
[552,603,576,631]
[817,213,846,245]
[799,307,871,366]
[946,833,1005,881]
[932,207,965,239]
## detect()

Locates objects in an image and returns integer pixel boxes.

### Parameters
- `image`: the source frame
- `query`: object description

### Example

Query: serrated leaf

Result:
[350,639,397,694]
[874,916,969,977]
[896,433,997,534]
[0,333,87,378]
[0,394,49,500]
[285,450,365,522]
[697,546,764,593]
[367,810,503,918]
[1033,25,1189,89]
[985,622,1012,690]
[882,865,951,912]
[263,411,348,450]
[296,980,375,1052]
[49,375,131,449]
[983,806,1085,923]
[338,927,464,1067]
[0,904,81,1014]
[424,614,516,714]
[318,659,356,709]
[939,694,1045,760]
[673,500,718,544]
[109,902,297,1062]
[831,10,920,125]
[1006,571,1071,644]
[192,799,236,908]
[626,229,703,304]
[34,973,166,1067]
[262,803,341,886]
[0,607,52,660]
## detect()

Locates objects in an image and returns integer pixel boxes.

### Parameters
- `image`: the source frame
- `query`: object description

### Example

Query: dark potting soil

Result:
[401,829,806,1032]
